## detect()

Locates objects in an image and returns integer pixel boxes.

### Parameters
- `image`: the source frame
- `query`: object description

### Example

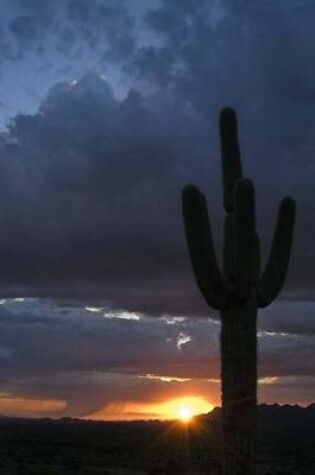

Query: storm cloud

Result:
[0,71,313,315]
[0,1,313,308]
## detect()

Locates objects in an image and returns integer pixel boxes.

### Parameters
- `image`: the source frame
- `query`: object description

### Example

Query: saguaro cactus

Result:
[182,108,296,475]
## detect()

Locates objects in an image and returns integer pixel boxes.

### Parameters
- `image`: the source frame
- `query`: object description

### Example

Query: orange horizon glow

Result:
[85,396,214,422]
[0,396,66,416]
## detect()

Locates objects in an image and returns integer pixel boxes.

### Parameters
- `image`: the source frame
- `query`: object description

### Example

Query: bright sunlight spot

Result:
[162,396,213,422]
[177,405,193,423]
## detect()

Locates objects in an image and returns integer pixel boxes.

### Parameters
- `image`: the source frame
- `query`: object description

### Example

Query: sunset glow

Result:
[85,396,214,421]
[0,396,66,416]
[162,397,213,421]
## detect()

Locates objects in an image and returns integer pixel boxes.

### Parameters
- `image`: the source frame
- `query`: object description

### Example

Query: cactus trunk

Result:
[221,297,257,475]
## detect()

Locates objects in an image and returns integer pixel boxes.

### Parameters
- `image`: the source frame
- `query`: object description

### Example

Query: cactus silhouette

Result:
[182,108,296,475]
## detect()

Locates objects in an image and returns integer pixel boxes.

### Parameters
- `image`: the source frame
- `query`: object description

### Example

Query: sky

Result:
[0,0,314,420]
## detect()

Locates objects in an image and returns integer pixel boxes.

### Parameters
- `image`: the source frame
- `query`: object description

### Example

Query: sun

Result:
[177,405,193,423]
[157,396,213,423]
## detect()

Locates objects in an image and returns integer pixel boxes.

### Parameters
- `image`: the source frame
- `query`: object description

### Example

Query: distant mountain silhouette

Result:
[1,403,314,432]
[200,402,315,423]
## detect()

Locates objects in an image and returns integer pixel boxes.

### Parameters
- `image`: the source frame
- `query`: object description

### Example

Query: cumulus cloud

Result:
[0,72,221,317]
[0,69,313,317]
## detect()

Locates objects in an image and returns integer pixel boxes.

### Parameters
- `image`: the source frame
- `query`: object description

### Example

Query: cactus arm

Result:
[182,185,228,310]
[257,197,296,308]
[234,178,256,299]
[220,108,243,212]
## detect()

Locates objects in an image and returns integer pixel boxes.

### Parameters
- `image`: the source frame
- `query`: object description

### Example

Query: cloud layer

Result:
[0,298,314,418]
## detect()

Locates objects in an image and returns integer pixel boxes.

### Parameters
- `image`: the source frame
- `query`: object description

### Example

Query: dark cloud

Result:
[129,0,315,294]
[0,73,219,317]
[260,301,315,336]
[0,70,313,317]
[2,0,135,63]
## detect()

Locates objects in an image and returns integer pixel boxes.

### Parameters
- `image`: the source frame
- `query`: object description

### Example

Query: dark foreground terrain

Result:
[0,404,314,475]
